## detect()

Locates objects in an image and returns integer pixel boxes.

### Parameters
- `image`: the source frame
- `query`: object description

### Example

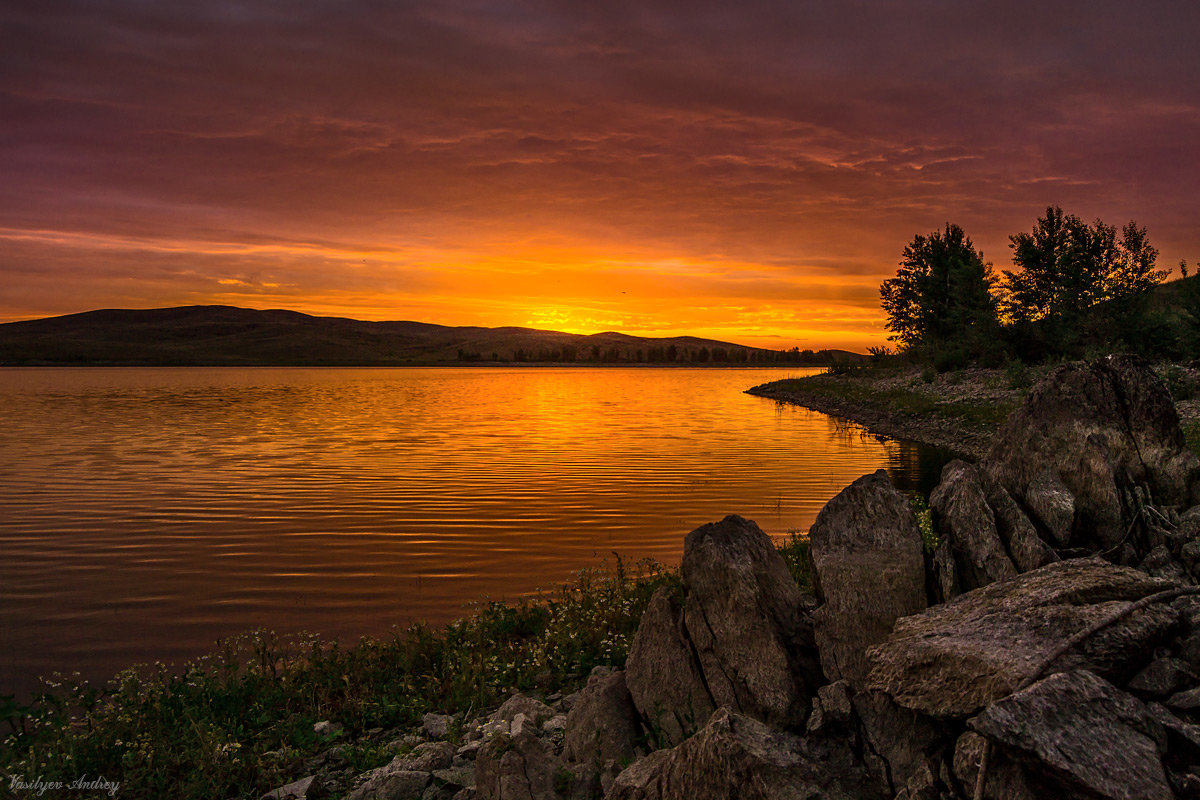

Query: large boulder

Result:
[626,516,819,741]
[985,354,1200,550]
[624,515,820,743]
[606,708,876,800]
[808,470,927,687]
[625,588,715,747]
[564,669,642,795]
[969,670,1172,800]
[929,460,1019,592]
[867,558,1179,718]
[680,515,821,729]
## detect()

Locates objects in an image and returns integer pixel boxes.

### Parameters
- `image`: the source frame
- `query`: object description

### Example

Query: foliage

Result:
[873,208,1188,366]
[1180,272,1200,354]
[866,345,892,366]
[909,494,937,552]
[1,558,679,799]
[880,223,999,356]
[777,530,815,594]
[1000,207,1168,355]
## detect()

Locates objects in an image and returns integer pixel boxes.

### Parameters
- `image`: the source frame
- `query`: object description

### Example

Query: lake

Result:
[0,367,951,697]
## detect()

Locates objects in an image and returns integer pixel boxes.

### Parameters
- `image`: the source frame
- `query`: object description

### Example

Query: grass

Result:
[0,557,684,799]
[759,371,1019,432]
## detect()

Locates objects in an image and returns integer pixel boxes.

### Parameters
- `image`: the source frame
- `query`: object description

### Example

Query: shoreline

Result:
[747,360,1200,464]
[745,367,1018,461]
[746,383,993,460]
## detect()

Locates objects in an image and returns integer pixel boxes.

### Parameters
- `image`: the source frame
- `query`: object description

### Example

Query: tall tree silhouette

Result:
[880,223,998,353]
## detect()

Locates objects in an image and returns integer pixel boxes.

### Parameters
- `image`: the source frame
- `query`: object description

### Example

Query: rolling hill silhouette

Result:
[0,306,864,366]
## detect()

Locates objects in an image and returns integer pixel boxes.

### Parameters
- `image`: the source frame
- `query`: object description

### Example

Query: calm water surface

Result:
[0,367,950,695]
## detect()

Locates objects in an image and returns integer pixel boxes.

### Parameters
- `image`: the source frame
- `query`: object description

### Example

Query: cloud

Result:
[1,0,1198,348]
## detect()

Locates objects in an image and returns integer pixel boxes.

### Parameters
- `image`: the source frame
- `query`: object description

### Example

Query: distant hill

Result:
[0,306,867,366]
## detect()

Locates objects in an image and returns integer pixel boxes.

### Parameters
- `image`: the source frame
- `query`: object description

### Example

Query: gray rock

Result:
[1128,656,1198,697]
[952,731,1039,800]
[930,535,960,603]
[606,750,672,800]
[423,713,454,740]
[455,741,482,761]
[1167,687,1200,711]
[605,707,872,800]
[349,745,455,800]
[509,712,534,737]
[431,764,475,792]
[541,714,567,735]
[348,769,432,800]
[930,460,1018,591]
[806,680,853,735]
[1147,702,1200,758]
[625,587,715,747]
[262,775,316,800]
[851,689,942,796]
[1183,540,1200,574]
[1180,506,1200,544]
[1023,469,1077,547]
[983,476,1059,572]
[867,558,1178,717]
[474,732,560,800]
[491,694,555,728]
[809,470,927,687]
[392,733,426,750]
[1180,631,1200,670]
[969,670,1172,800]
[313,720,343,738]
[986,355,1200,550]
[1140,545,1190,582]
[681,515,822,729]
[563,669,641,795]
[404,742,455,772]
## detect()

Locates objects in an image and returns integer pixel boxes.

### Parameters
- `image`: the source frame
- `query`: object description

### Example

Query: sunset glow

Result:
[3,1,1198,350]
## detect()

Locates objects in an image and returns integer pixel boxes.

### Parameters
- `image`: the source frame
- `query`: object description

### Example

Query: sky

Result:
[2,1,1198,350]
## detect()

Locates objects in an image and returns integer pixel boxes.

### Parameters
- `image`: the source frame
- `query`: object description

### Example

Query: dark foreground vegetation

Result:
[0,543,812,799]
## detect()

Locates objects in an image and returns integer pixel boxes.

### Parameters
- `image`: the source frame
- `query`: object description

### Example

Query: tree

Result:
[879,223,998,353]
[1001,207,1167,325]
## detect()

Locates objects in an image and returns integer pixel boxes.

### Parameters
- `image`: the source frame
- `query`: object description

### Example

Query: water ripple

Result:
[0,366,950,695]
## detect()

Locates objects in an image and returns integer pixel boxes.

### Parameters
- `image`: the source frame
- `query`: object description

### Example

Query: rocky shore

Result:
[746,362,1200,461]
[266,355,1200,800]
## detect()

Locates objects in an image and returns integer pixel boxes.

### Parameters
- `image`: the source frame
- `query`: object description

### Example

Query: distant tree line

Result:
[457,345,849,365]
[880,206,1200,369]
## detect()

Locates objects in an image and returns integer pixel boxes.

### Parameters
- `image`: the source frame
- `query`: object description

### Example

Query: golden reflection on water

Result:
[0,367,950,694]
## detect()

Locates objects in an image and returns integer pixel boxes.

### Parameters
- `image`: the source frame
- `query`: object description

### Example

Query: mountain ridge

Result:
[0,305,866,366]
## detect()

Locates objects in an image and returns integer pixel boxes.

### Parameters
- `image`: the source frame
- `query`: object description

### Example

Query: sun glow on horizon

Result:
[0,225,889,351]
